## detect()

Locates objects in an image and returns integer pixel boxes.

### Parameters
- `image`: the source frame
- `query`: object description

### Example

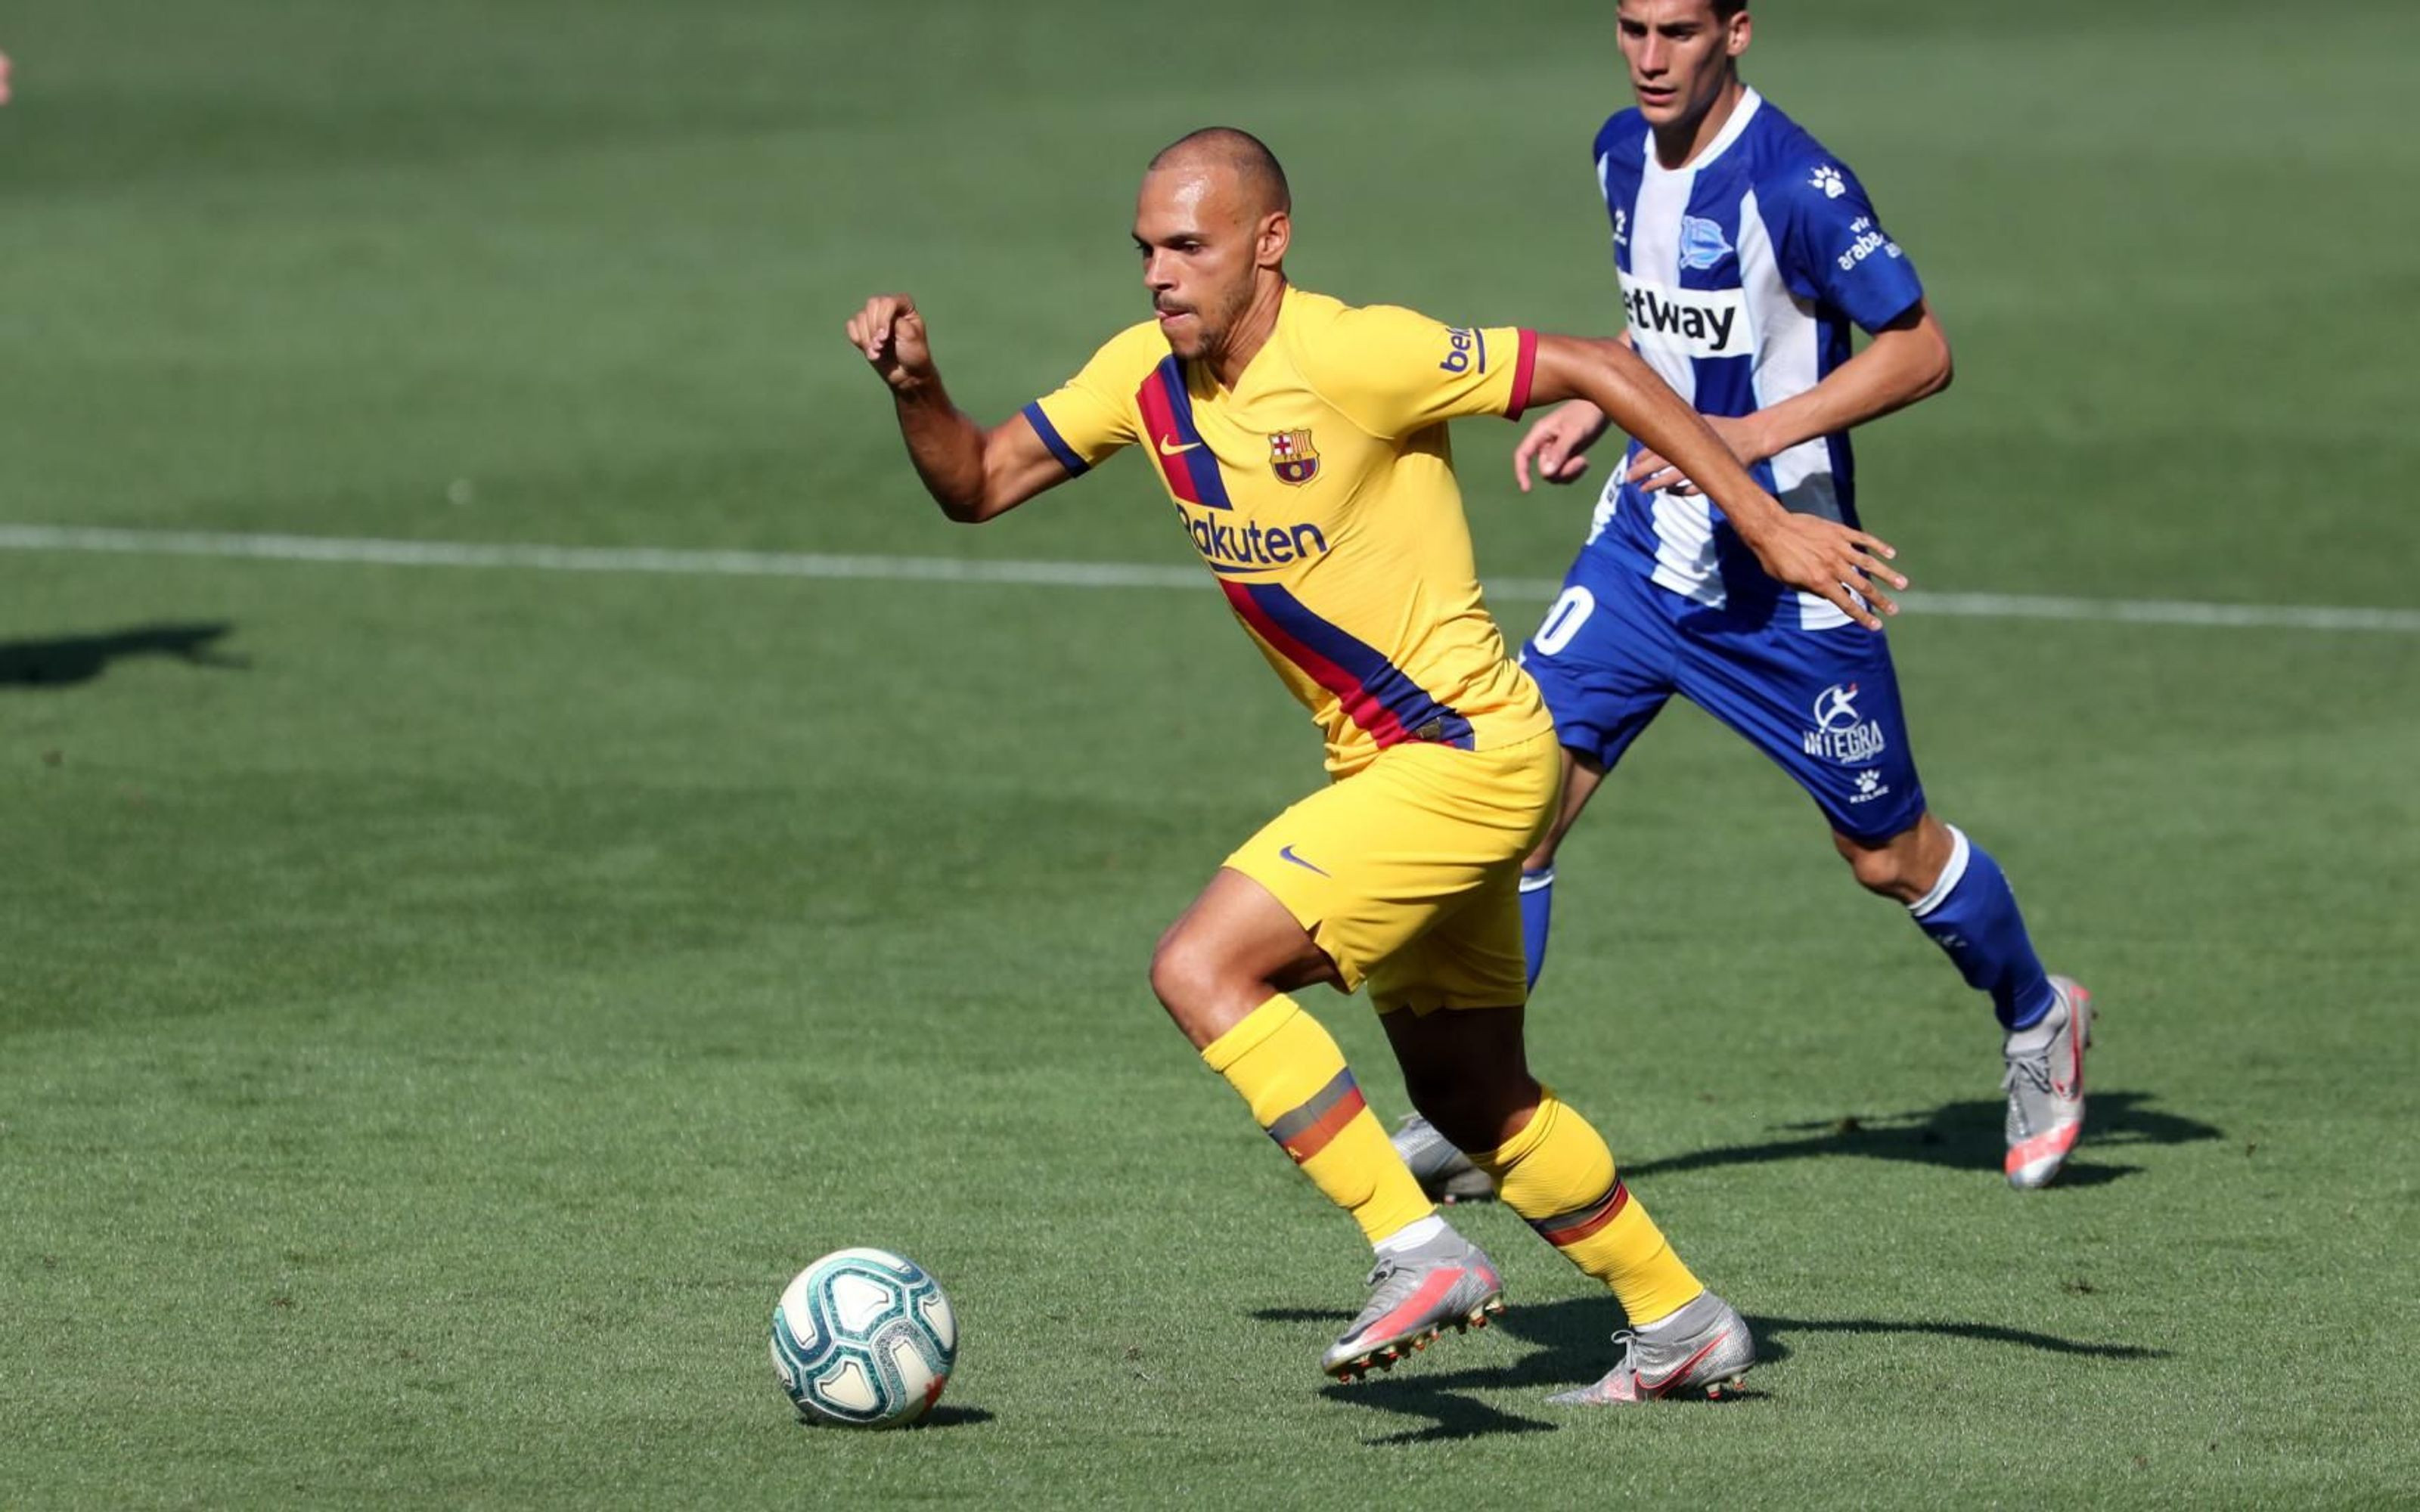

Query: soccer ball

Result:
[770,1247,957,1428]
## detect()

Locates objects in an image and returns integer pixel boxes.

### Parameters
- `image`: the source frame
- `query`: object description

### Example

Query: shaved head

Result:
[1147,127,1292,218]
[1133,127,1293,378]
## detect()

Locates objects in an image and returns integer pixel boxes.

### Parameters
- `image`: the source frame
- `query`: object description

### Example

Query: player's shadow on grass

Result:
[1264,1294,2164,1445]
[0,623,245,688]
[1624,1090,2220,1187]
[791,1404,994,1431]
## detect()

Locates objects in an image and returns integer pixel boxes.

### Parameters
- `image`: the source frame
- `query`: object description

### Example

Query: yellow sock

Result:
[1470,1089,1703,1325]
[1200,995,1434,1245]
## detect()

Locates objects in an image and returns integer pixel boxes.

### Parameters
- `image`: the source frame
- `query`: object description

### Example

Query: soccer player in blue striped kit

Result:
[1396,0,2093,1192]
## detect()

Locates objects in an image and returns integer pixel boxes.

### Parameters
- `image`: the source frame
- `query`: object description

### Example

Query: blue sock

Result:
[1907,827,2056,1030]
[1519,866,1555,990]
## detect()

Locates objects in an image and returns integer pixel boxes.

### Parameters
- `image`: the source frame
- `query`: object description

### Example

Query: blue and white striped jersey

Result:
[1587,88,1925,630]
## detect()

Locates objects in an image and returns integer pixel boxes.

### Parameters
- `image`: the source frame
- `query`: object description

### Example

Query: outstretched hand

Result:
[1744,514,1907,630]
[844,293,935,393]
[1512,399,1611,491]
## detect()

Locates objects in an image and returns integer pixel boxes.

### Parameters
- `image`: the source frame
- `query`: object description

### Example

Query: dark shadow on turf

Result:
[795,1404,994,1430]
[0,623,246,689]
[1261,1293,2161,1442]
[1741,1313,2166,1361]
[1316,1374,1557,1445]
[1624,1090,2220,1184]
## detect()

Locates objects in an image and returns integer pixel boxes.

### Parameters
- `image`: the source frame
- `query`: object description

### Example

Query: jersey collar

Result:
[1645,85,1763,177]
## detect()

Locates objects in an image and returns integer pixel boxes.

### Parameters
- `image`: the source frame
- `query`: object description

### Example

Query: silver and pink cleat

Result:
[1547,1290,1754,1405]
[1323,1227,1506,1381]
[2003,974,2093,1189]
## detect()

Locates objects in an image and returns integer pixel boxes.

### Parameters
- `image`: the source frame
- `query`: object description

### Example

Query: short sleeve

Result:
[1022,325,1153,476]
[1300,304,1539,440]
[1770,158,1926,333]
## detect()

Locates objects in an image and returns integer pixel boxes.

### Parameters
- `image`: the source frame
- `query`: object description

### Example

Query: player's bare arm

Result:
[1625,301,1952,494]
[1529,333,1905,627]
[844,293,1072,523]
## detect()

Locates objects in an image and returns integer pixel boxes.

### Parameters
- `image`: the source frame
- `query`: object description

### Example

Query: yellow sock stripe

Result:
[1527,1179,1631,1248]
[1263,1069,1367,1166]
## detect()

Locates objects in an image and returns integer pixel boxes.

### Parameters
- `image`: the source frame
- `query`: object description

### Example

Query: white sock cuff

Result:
[1519,866,1556,894]
[1907,826,1972,919]
[1373,1213,1450,1256]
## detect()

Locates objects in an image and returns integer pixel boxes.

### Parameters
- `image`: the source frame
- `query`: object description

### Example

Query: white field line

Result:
[5,523,2417,634]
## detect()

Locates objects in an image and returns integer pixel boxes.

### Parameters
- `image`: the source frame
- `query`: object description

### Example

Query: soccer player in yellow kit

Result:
[844,129,1903,1403]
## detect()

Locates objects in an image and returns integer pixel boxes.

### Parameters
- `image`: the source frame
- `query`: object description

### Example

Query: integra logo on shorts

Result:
[1804,681,1889,764]
[1177,506,1329,572]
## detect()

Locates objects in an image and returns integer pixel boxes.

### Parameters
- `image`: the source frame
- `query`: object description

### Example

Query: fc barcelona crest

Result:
[1268,429,1320,485]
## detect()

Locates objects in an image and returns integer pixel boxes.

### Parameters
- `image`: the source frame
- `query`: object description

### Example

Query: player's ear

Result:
[1726,11,1751,59]
[1256,210,1291,271]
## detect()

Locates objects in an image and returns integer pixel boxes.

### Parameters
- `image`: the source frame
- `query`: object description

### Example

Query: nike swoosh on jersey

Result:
[1157,434,1203,457]
[1278,845,1331,877]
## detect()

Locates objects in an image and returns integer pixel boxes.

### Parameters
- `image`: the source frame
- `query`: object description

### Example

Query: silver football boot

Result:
[1547,1290,1755,1405]
[1388,1113,1496,1204]
[1322,1226,1506,1381]
[2003,974,2093,1189]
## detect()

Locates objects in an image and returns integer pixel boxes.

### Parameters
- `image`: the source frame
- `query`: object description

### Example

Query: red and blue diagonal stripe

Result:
[1134,358,1233,510]
[1221,580,1475,748]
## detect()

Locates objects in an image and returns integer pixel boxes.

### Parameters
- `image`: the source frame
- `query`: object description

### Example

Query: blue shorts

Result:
[1519,556,1928,845]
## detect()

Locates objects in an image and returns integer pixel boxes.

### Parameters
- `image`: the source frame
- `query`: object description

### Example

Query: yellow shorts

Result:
[1223,732,1559,1015]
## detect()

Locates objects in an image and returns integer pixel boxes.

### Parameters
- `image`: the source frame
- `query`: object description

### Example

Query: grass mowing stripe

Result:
[5,523,2417,634]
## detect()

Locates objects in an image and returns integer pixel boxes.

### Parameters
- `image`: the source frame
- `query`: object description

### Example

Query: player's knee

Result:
[1150,919,1255,1007]
[1843,847,1903,894]
[1146,928,1215,1015]
[1835,832,1925,901]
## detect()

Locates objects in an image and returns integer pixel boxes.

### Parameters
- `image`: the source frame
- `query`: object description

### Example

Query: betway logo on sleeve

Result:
[1621,278,1749,360]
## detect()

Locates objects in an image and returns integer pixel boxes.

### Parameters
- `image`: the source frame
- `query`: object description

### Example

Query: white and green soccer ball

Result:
[770,1247,957,1428]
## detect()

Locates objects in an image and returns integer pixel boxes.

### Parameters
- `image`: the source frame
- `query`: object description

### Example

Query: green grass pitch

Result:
[4,0,2417,1504]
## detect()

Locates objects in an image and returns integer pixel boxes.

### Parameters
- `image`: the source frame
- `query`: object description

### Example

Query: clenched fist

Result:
[844,294,936,394]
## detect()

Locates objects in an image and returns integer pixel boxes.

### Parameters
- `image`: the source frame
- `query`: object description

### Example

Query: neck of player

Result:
[1207,275,1289,390]
[1654,74,1748,170]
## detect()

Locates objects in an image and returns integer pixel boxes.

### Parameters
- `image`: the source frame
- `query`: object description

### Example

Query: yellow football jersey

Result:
[1023,287,1553,776]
